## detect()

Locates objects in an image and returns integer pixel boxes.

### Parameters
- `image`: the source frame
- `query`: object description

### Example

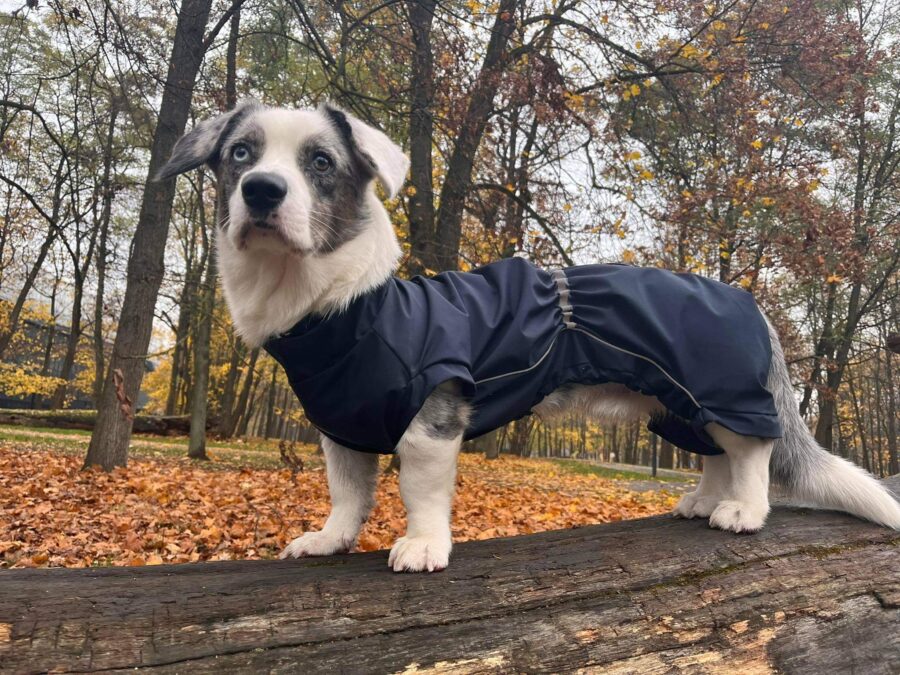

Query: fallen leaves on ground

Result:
[0,442,679,569]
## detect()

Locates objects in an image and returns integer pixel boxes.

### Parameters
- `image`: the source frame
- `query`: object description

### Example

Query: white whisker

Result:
[309,209,360,224]
[308,216,340,240]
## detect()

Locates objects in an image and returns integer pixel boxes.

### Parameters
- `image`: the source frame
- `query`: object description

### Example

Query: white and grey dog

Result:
[159,101,900,573]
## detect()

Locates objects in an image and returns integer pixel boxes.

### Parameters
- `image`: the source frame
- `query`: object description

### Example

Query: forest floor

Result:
[0,425,691,569]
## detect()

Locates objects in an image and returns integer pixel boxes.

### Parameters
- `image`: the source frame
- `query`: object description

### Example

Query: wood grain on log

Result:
[0,478,898,674]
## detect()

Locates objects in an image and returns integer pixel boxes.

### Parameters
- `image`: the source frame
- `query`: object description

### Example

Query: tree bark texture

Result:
[229,347,260,437]
[187,253,216,459]
[431,0,518,271]
[192,7,240,450]
[84,0,214,470]
[0,479,897,673]
[164,277,196,416]
[405,0,437,275]
[92,105,119,406]
[217,339,245,437]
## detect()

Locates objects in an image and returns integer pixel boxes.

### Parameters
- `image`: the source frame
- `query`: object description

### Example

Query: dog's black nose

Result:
[242,172,287,212]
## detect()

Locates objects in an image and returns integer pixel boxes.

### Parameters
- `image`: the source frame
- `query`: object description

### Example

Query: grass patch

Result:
[0,425,92,438]
[0,424,324,472]
[1,423,688,484]
[550,459,690,483]
[0,428,89,449]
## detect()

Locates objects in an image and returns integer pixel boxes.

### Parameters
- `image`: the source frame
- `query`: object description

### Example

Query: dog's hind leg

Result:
[280,436,378,559]
[673,452,731,519]
[389,383,470,572]
[704,423,773,533]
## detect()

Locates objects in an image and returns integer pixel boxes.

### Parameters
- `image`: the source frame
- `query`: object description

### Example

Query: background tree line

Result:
[0,0,897,475]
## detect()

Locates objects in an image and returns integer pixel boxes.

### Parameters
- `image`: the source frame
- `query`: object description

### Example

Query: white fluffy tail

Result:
[766,320,900,528]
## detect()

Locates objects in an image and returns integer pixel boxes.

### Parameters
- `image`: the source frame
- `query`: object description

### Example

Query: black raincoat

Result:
[265,258,782,455]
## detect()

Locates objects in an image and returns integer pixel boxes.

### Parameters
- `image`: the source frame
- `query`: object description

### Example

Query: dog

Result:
[159,101,900,572]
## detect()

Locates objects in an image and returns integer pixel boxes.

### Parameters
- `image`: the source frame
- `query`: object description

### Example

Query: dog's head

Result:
[158,101,408,255]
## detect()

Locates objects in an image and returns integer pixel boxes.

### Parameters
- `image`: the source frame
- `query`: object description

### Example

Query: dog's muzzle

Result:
[242,172,287,213]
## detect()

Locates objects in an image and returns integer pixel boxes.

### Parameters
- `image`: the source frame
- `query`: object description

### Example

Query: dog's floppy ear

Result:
[322,103,409,198]
[156,100,259,181]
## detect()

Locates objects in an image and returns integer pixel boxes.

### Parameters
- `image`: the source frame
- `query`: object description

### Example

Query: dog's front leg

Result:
[280,436,378,559]
[388,429,461,572]
[388,385,469,572]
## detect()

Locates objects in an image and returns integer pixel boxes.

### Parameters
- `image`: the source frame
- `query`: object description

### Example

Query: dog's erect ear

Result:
[322,103,409,198]
[156,100,259,181]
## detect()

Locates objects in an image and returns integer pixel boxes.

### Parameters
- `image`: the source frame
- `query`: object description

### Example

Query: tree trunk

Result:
[194,8,241,452]
[885,335,899,476]
[224,5,240,109]
[275,387,289,439]
[84,0,215,470]
[405,0,437,275]
[169,181,206,417]
[431,0,518,271]
[484,428,502,459]
[187,251,216,460]
[217,339,245,437]
[800,282,836,418]
[32,280,60,409]
[814,281,863,450]
[92,106,118,406]
[236,361,262,438]
[813,96,900,450]
[658,438,674,469]
[50,223,100,409]
[506,418,532,457]
[224,347,260,438]
[0,225,57,360]
[50,84,110,410]
[49,278,85,410]
[164,283,194,416]
[846,365,870,473]
[2,482,897,673]
[51,214,101,410]
[263,364,278,439]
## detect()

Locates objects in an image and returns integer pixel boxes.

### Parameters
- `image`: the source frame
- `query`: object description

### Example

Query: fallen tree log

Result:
[0,409,217,436]
[1,478,898,674]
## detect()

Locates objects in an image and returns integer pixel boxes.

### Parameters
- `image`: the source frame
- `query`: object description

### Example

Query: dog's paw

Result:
[674,492,721,519]
[673,491,700,518]
[689,496,723,518]
[708,499,768,533]
[279,531,352,559]
[388,534,451,573]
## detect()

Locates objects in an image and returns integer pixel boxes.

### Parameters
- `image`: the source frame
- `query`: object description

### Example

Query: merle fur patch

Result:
[302,109,378,252]
[157,101,259,180]
[216,122,266,228]
[417,383,470,440]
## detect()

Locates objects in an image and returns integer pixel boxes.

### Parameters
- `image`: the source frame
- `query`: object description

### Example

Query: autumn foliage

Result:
[0,442,678,569]
[2,0,898,476]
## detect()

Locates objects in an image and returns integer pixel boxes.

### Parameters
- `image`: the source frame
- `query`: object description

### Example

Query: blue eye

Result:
[232,144,250,162]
